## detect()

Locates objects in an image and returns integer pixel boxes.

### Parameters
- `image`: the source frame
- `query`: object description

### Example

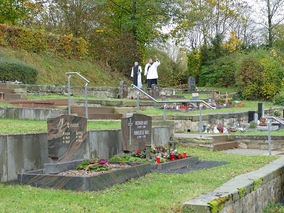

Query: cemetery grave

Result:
[17,113,203,192]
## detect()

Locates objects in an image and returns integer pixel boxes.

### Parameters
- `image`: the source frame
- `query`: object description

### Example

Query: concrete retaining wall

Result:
[0,126,172,182]
[183,157,284,213]
[0,107,66,120]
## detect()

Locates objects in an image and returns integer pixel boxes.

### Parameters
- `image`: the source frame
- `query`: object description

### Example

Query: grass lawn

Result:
[0,119,121,134]
[0,147,278,212]
[141,100,280,116]
[0,102,17,108]
[263,203,284,213]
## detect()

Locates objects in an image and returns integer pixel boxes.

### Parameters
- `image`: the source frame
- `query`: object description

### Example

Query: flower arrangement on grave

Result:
[259,117,267,126]
[109,153,149,163]
[76,158,112,172]
[248,121,257,129]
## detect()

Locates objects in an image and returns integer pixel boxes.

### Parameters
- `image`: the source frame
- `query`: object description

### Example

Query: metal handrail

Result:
[264,116,284,155]
[66,72,90,83]
[264,116,284,125]
[132,84,215,109]
[132,84,215,137]
[65,72,90,119]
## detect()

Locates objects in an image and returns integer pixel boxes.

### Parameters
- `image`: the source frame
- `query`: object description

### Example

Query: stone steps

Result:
[71,106,115,114]
[72,106,123,120]
[213,141,239,151]
[0,83,25,101]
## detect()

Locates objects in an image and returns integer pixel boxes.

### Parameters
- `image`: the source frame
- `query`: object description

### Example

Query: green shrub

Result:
[199,55,237,87]
[0,57,38,83]
[235,49,284,100]
[273,93,284,105]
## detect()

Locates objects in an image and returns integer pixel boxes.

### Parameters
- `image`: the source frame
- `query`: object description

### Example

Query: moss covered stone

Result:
[253,178,263,191]
[208,196,230,213]
[238,187,246,198]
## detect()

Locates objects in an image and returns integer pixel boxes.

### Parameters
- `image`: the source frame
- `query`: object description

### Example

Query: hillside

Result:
[0,47,130,87]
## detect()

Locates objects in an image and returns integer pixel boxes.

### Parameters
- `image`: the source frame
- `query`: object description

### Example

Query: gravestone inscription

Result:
[47,115,87,162]
[121,114,152,152]
[188,77,196,92]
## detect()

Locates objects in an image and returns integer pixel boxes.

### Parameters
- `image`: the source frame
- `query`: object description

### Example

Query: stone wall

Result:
[0,126,172,182]
[7,83,186,98]
[166,111,249,132]
[183,157,284,213]
[0,107,66,120]
[229,135,284,152]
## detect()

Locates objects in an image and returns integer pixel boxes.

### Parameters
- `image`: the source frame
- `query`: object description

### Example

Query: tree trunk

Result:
[267,0,273,47]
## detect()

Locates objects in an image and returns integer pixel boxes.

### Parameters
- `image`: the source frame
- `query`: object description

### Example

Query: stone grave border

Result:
[18,157,199,192]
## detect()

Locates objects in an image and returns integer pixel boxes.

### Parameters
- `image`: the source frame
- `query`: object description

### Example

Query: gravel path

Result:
[222,149,283,156]
[157,161,228,174]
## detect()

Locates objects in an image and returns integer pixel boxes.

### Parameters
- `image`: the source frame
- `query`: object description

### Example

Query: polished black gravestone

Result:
[121,114,152,152]
[258,102,264,119]
[188,76,196,92]
[47,115,87,162]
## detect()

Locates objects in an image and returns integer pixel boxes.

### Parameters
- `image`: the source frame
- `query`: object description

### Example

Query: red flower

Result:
[134,150,141,154]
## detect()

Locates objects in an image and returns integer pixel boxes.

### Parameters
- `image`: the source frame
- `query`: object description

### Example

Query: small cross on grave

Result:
[128,118,133,145]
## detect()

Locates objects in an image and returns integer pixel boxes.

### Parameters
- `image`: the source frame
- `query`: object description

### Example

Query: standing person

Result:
[144,57,160,88]
[131,62,143,88]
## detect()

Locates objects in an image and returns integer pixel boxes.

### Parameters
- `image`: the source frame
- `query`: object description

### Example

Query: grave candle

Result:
[156,157,160,164]
[183,152,187,159]
[170,153,175,161]
[178,153,181,159]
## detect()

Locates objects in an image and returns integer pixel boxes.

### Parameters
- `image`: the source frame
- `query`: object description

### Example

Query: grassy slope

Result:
[0,47,130,87]
[0,119,121,134]
[0,147,278,212]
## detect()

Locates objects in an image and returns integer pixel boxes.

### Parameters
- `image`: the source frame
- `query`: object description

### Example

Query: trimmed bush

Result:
[0,57,38,83]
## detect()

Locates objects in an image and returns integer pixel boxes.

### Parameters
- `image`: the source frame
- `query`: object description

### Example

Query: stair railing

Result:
[66,72,90,119]
[132,84,215,137]
[264,116,284,155]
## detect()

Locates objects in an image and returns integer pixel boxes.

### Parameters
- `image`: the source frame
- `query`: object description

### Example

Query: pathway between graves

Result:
[222,148,284,156]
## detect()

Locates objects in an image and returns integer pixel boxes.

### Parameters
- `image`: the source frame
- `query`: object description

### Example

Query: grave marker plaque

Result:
[121,114,152,152]
[188,77,196,92]
[47,115,87,162]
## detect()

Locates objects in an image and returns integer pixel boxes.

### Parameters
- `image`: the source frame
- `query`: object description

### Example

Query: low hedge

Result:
[0,57,38,84]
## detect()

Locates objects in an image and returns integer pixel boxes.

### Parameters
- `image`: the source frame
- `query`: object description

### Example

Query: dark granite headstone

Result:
[118,81,128,99]
[151,84,160,99]
[47,115,87,162]
[248,111,256,123]
[258,103,264,119]
[121,114,152,152]
[188,77,196,92]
